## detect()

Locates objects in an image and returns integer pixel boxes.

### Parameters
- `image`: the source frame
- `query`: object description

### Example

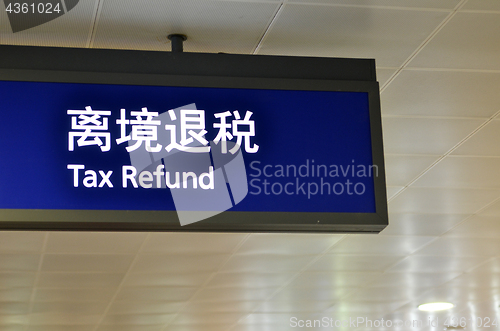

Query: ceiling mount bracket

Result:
[167,34,187,53]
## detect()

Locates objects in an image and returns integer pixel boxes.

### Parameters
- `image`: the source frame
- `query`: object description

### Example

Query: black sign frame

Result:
[0,45,387,233]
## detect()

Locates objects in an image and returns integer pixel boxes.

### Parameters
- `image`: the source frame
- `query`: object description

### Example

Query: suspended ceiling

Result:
[1,0,500,330]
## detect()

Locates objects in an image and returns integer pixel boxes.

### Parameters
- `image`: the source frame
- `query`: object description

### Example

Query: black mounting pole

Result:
[167,34,187,53]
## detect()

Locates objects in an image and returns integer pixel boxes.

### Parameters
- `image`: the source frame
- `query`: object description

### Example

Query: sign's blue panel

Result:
[0,80,376,219]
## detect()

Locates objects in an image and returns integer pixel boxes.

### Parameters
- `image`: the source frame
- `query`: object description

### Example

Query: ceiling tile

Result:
[27,326,95,331]
[0,314,29,325]
[445,272,500,287]
[45,232,146,254]
[412,156,500,188]
[171,312,245,325]
[230,324,316,331]
[286,271,382,288]
[452,119,500,156]
[131,254,230,273]
[0,302,30,315]
[462,0,500,11]
[384,155,439,186]
[413,237,500,256]
[271,286,353,302]
[260,4,448,66]
[0,232,45,253]
[381,213,467,236]
[327,234,435,255]
[97,325,163,331]
[412,286,497,303]
[443,215,500,238]
[467,257,500,273]
[381,70,500,117]
[234,233,343,255]
[255,300,332,313]
[220,254,315,273]
[206,272,293,288]
[27,311,101,325]
[478,197,500,215]
[191,287,276,302]
[306,254,404,272]
[0,288,32,302]
[106,301,184,315]
[367,272,461,288]
[242,312,318,325]
[123,272,212,287]
[0,0,97,47]
[141,233,246,254]
[343,286,424,302]
[164,325,233,331]
[0,255,40,272]
[100,313,176,325]
[34,288,115,302]
[388,187,500,214]
[330,301,409,314]
[31,301,108,314]
[386,255,489,272]
[46,232,147,254]
[183,301,260,313]
[93,0,279,53]
[114,286,197,302]
[288,0,460,9]
[409,12,500,70]
[37,273,124,288]
[41,254,134,273]
[382,117,485,155]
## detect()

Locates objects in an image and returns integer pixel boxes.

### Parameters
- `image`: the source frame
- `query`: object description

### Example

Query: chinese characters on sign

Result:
[67,106,259,155]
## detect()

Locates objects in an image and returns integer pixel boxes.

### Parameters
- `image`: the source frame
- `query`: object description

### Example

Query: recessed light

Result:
[418,302,454,312]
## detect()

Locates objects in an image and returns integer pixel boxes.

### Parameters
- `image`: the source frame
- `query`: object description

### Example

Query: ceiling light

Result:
[418,302,454,312]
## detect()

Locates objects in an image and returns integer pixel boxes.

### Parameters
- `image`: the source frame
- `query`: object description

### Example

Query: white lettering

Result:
[122,166,138,188]
[67,164,85,187]
[183,172,197,189]
[153,164,164,188]
[198,166,214,190]
[139,171,153,188]
[83,170,97,188]
[98,170,113,188]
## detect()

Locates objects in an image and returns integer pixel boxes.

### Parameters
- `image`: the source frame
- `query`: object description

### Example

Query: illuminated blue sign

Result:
[0,79,382,229]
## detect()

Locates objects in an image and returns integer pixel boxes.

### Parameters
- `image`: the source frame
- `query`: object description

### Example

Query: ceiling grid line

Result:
[382,114,490,120]
[380,0,469,93]
[224,234,351,331]
[433,194,500,242]
[24,232,50,331]
[86,0,104,48]
[288,2,455,13]
[158,233,252,331]
[91,233,152,331]
[403,67,500,73]
[252,0,287,54]
[388,107,500,203]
